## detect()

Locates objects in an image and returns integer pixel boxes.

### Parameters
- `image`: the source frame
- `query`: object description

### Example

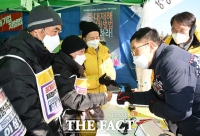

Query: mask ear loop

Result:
[35,28,46,43]
[74,53,78,59]
[36,31,43,42]
[41,28,48,47]
[42,28,47,35]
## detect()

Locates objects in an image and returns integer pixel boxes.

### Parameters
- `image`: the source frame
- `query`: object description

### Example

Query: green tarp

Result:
[0,0,145,12]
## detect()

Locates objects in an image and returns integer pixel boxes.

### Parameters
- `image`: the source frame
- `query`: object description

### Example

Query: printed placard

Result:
[36,66,63,123]
[75,78,87,95]
[0,87,26,136]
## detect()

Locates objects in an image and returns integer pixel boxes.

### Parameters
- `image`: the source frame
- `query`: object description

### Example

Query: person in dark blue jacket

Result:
[117,27,200,136]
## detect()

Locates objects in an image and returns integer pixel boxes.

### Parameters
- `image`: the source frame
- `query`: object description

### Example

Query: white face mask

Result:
[133,54,148,69]
[43,35,60,53]
[74,54,86,65]
[172,33,189,44]
[86,40,99,49]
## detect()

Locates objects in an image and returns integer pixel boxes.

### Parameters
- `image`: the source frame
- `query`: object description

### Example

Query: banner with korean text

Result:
[0,12,23,32]
[80,5,120,52]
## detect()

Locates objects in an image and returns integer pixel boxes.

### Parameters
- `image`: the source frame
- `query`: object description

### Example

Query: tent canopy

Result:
[0,0,145,12]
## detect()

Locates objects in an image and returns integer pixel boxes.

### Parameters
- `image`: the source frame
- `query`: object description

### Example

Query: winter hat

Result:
[61,35,88,55]
[27,5,62,32]
[79,21,100,38]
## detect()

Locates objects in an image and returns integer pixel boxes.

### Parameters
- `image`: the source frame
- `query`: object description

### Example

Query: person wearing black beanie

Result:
[79,21,100,39]
[79,21,100,49]
[0,5,63,136]
[79,21,116,136]
[79,20,116,93]
[51,35,113,136]
[28,5,62,53]
[61,35,87,66]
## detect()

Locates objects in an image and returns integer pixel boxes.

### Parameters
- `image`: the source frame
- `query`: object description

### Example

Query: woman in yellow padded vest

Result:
[78,21,116,136]
[80,21,116,94]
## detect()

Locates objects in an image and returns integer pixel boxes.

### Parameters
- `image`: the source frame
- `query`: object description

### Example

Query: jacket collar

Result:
[149,43,168,70]
[86,43,109,55]
[192,31,200,47]
[56,51,79,73]
[16,30,53,65]
[84,41,110,62]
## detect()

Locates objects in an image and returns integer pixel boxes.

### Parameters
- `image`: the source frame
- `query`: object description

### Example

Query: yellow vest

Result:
[164,30,200,54]
[84,43,116,93]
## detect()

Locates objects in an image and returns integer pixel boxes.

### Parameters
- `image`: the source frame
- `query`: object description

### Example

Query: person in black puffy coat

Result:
[0,5,63,136]
[52,35,112,136]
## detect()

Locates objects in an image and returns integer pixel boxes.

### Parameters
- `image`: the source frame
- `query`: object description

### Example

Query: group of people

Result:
[0,4,200,136]
[117,11,200,136]
[0,5,116,136]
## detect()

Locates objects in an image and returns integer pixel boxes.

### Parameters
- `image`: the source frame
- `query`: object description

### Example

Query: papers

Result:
[134,120,164,136]
[125,106,168,130]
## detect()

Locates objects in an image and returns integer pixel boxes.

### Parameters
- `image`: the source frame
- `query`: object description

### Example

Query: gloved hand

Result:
[117,92,131,105]
[109,80,118,86]
[99,73,117,86]
[149,100,158,113]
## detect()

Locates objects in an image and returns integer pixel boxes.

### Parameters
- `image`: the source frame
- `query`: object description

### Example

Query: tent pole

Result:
[54,2,89,11]
[97,1,142,6]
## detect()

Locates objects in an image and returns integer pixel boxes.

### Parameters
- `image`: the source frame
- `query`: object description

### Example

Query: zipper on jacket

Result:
[97,54,100,93]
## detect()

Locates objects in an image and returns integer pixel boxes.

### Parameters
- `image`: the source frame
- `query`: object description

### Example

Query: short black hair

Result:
[130,27,161,45]
[170,11,196,27]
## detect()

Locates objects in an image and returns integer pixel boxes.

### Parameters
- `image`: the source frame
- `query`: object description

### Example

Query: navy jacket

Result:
[130,43,200,136]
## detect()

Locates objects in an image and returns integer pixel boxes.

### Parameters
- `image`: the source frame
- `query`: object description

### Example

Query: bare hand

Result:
[104,91,112,102]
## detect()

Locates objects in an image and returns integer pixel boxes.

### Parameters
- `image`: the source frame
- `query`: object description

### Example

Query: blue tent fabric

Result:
[0,5,139,88]
[0,7,80,40]
[58,7,81,40]
[116,5,139,88]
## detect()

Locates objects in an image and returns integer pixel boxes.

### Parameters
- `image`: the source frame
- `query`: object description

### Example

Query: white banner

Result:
[137,0,184,29]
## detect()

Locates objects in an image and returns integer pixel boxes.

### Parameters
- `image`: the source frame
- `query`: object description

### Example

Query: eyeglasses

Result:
[131,43,149,55]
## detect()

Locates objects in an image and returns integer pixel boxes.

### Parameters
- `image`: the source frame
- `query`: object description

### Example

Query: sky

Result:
[152,0,200,36]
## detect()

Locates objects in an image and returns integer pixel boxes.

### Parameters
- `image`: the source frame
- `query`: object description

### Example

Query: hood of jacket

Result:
[1,30,53,68]
[53,51,80,76]
[85,43,110,59]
